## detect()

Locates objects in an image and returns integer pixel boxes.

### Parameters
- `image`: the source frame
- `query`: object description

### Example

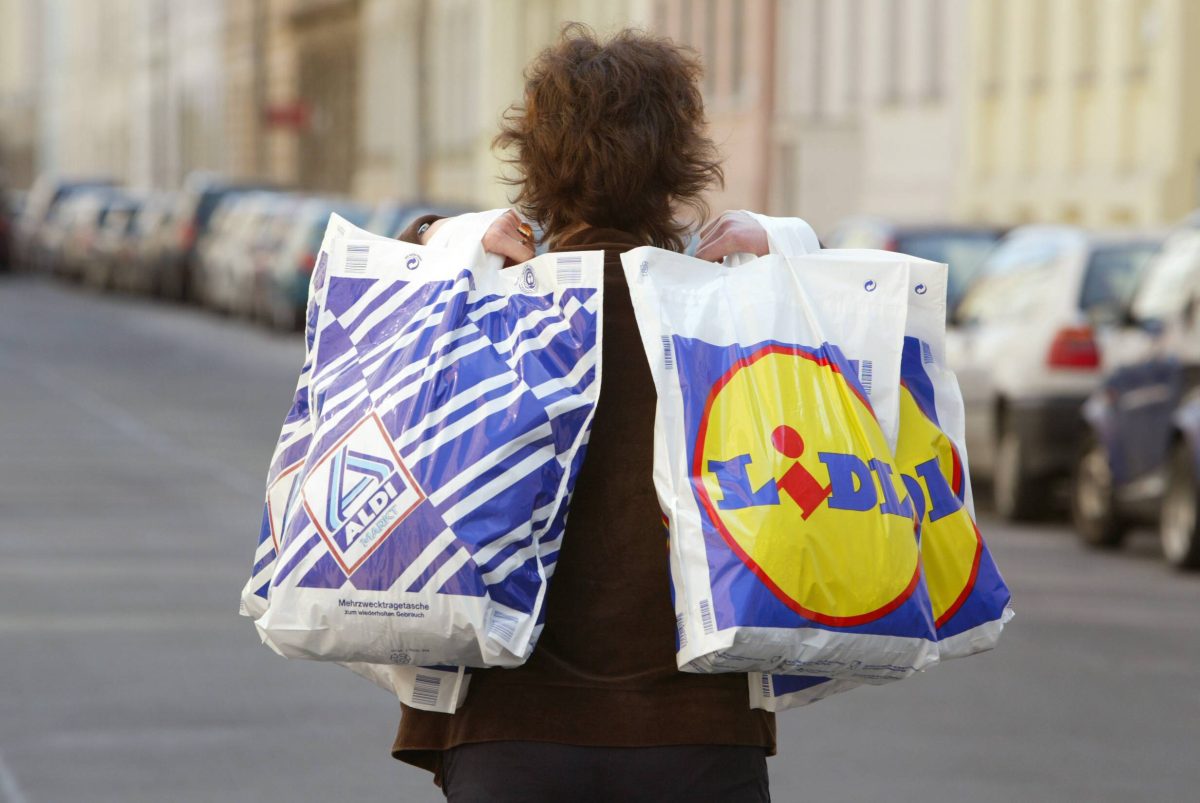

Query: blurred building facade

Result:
[3,0,1200,232]
[654,0,776,215]
[769,0,967,235]
[962,0,1200,229]
[0,0,39,187]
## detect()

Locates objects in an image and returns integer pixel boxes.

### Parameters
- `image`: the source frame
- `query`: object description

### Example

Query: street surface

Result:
[1,275,1198,803]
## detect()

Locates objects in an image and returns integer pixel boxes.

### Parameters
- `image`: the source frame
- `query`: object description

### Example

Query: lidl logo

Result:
[265,461,304,552]
[302,412,425,576]
[694,344,921,627]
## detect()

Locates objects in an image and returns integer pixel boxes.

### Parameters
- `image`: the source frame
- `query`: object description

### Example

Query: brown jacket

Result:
[392,219,776,781]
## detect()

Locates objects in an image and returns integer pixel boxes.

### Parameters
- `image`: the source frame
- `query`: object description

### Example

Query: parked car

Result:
[14,175,117,272]
[257,196,372,330]
[112,191,178,294]
[1072,221,1200,568]
[84,190,151,290]
[826,218,1005,313]
[158,172,277,301]
[46,186,125,279]
[195,191,290,315]
[946,226,1163,520]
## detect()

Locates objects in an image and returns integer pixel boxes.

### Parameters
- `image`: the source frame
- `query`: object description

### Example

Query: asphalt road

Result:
[1,275,1198,803]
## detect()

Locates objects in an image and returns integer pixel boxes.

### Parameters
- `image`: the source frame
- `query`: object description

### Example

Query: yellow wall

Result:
[962,0,1200,228]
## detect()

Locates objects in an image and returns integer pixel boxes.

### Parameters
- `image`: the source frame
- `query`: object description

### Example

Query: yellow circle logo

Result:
[694,346,921,627]
[894,386,982,627]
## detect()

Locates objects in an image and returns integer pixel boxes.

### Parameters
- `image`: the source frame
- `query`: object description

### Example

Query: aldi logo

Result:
[301,412,425,576]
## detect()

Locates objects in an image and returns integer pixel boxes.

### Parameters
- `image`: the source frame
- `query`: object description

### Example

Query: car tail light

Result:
[300,252,317,274]
[1046,326,1100,369]
[179,222,196,249]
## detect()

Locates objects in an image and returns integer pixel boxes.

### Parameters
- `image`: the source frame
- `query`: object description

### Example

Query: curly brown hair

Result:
[494,24,724,251]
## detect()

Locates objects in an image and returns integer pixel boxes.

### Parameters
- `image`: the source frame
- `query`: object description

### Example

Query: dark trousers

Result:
[441,742,771,803]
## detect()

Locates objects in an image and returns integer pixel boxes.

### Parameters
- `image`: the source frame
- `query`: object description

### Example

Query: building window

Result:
[883,0,903,103]
[731,0,745,98]
[1029,0,1049,92]
[654,0,668,33]
[926,0,944,100]
[845,0,861,108]
[704,0,718,96]
[983,0,1004,94]
[812,0,826,117]
[1128,0,1157,83]
[1076,0,1097,86]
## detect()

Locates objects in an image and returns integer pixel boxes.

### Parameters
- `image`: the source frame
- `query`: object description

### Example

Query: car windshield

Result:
[1079,241,1160,320]
[955,237,1063,324]
[1130,230,1200,323]
[895,232,1000,310]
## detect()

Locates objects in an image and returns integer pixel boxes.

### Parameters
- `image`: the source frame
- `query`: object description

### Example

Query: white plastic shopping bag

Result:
[244,213,604,699]
[623,246,939,684]
[746,241,1012,711]
[243,214,501,710]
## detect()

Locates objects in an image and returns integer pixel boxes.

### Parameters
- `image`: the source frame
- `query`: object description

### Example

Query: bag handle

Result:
[737,210,821,258]
[427,208,515,274]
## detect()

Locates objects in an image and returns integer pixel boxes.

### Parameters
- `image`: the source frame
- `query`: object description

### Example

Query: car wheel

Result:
[993,421,1049,521]
[1160,444,1200,570]
[1071,436,1126,549]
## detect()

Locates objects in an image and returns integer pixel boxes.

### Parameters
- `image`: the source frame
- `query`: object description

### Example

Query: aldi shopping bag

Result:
[624,246,939,684]
[749,249,1013,711]
[245,214,604,681]
[242,213,502,710]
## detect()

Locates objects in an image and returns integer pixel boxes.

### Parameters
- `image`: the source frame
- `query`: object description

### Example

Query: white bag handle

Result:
[739,210,820,257]
[426,208,515,274]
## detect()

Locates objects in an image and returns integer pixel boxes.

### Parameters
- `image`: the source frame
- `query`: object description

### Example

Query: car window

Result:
[895,232,1000,310]
[1079,242,1160,320]
[955,238,1062,323]
[1130,231,1200,323]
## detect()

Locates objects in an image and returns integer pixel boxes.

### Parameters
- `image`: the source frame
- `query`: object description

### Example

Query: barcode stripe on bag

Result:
[760,674,773,698]
[411,673,442,708]
[555,255,583,286]
[859,359,873,396]
[488,609,518,645]
[699,599,715,634]
[344,243,370,275]
[921,341,934,365]
[661,336,675,370]
[675,613,688,649]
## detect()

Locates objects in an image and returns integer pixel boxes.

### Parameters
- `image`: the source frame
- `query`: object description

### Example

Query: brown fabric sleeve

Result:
[396,214,445,245]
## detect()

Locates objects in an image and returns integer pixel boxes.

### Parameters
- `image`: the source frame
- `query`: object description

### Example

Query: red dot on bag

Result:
[771,425,805,458]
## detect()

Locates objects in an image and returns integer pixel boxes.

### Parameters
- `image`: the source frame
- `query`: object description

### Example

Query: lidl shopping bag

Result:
[750,251,1013,711]
[623,246,938,684]
[249,218,604,674]
[241,213,508,710]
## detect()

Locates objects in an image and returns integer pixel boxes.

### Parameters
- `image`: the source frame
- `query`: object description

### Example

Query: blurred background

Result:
[2,2,1200,802]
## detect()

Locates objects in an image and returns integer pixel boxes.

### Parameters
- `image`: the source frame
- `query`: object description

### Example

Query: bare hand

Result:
[417,217,447,245]
[694,211,769,262]
[482,210,536,267]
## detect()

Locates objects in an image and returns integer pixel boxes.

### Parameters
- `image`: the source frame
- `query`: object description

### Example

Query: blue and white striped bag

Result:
[242,215,483,712]
[246,214,604,676]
